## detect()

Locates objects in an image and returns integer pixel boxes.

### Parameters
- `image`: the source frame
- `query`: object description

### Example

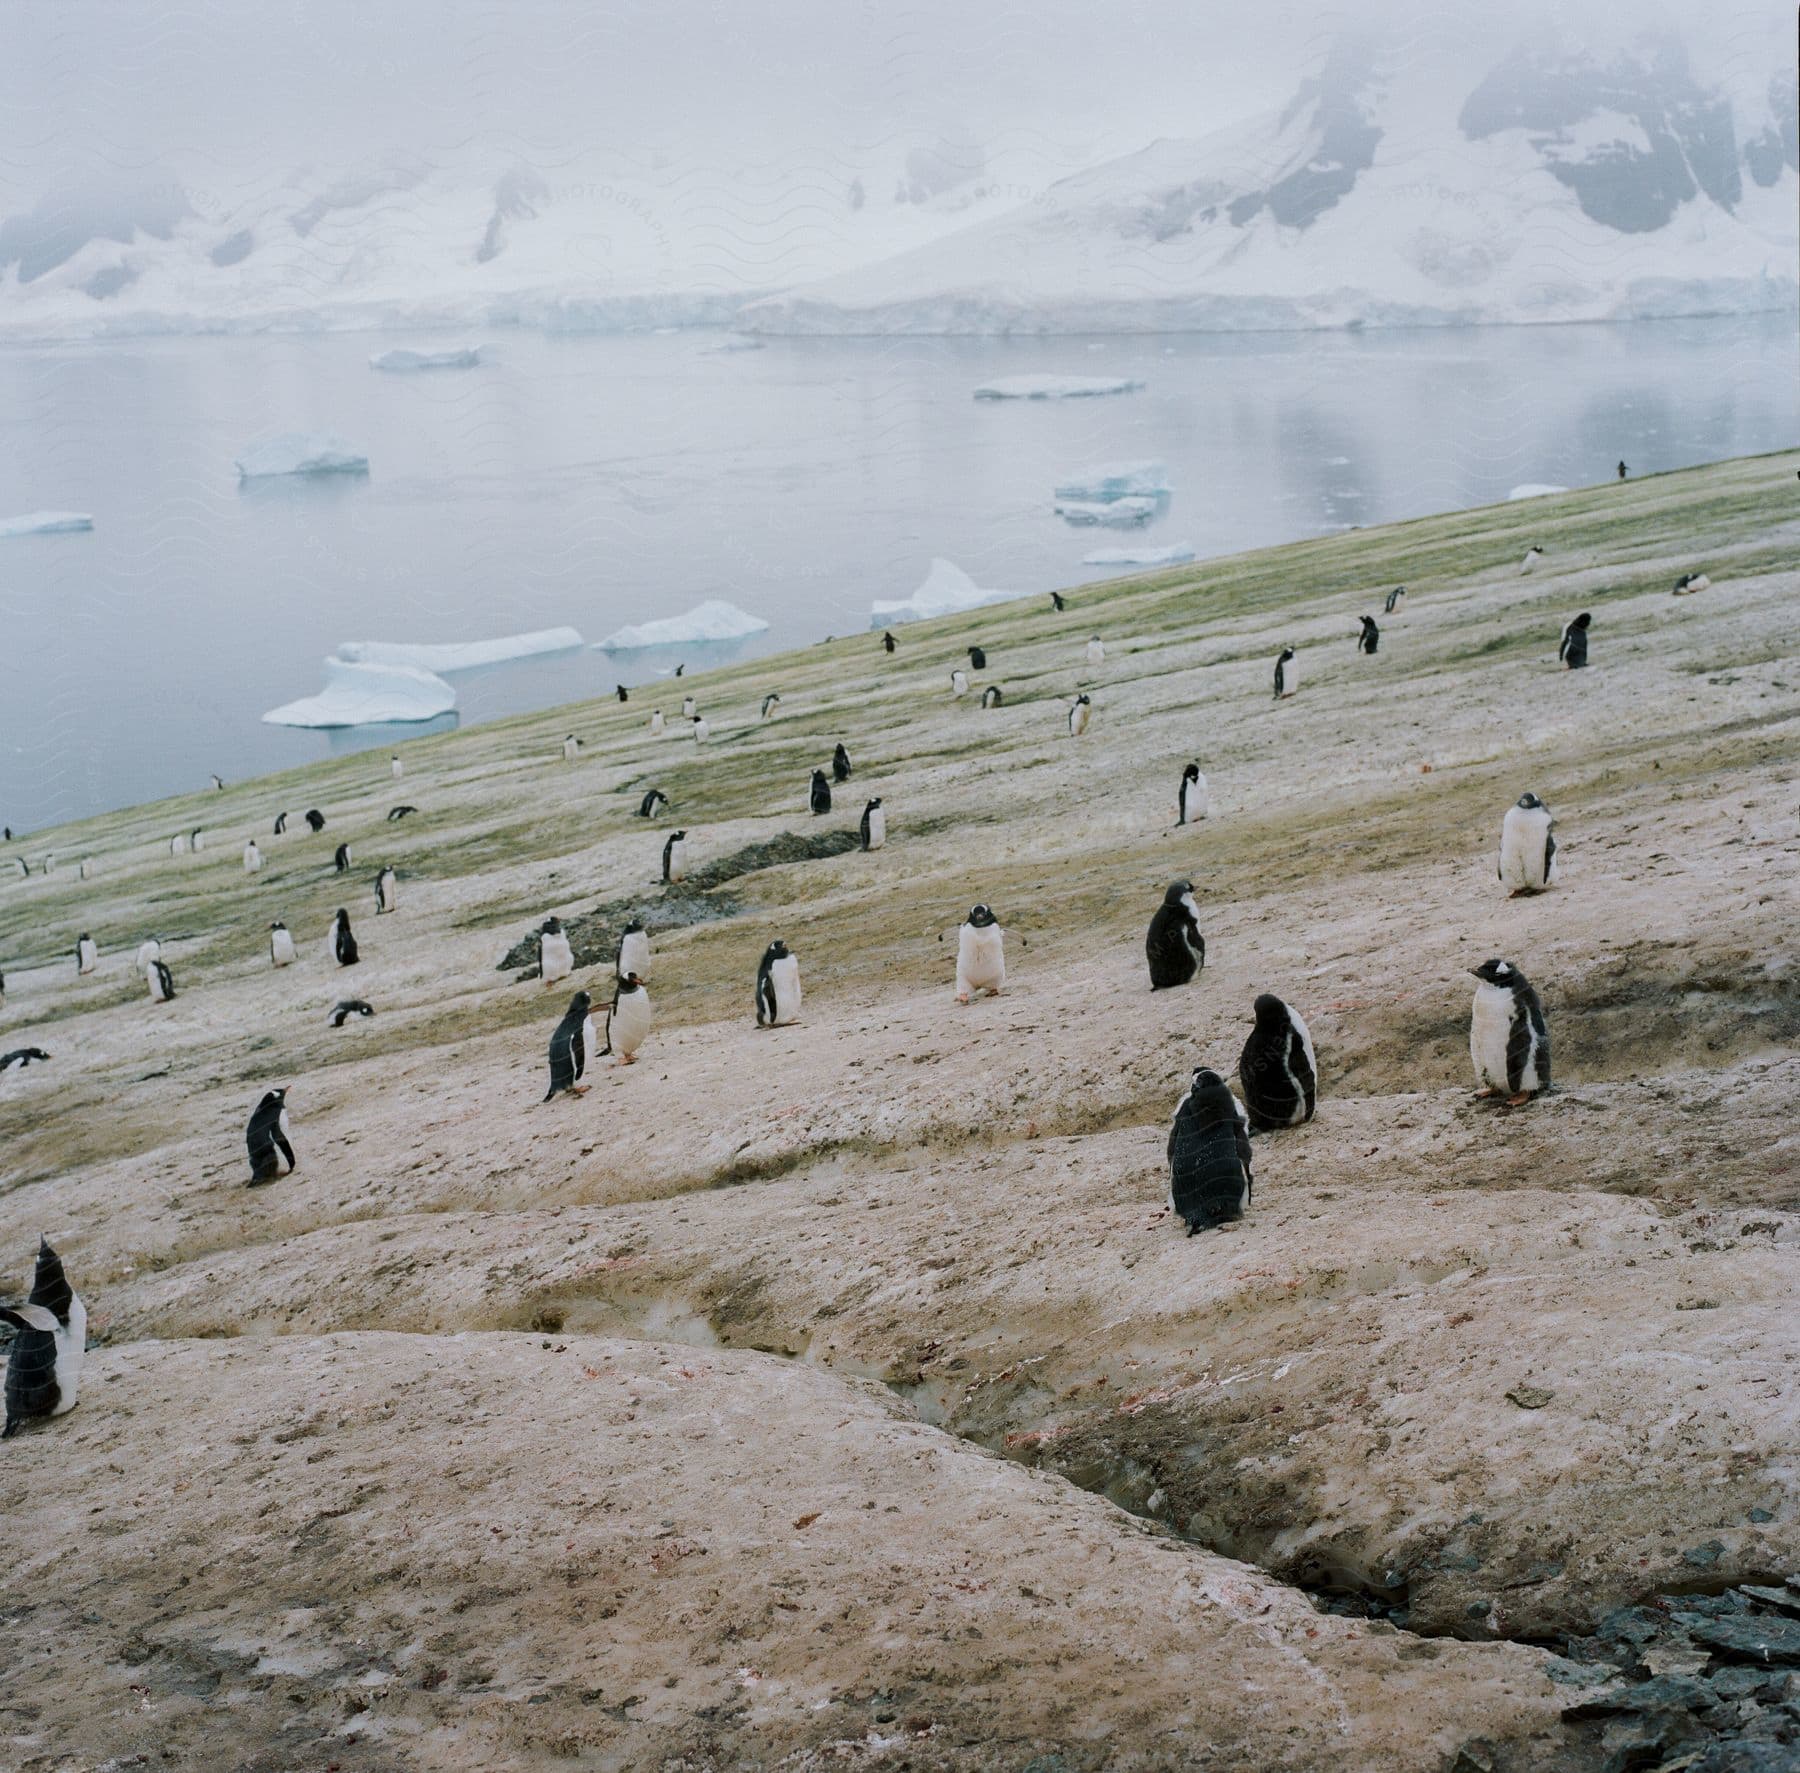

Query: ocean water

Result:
[1,314,1791,831]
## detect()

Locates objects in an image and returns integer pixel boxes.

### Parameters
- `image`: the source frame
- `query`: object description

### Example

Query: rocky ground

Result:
[1,451,1797,1771]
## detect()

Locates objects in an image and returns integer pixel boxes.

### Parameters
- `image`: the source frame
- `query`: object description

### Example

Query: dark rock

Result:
[1746,1509,1776,1524]
[1687,1616,1800,1666]
[1561,1674,1716,1719]
[1506,1385,1555,1409]
[1684,1541,1727,1568]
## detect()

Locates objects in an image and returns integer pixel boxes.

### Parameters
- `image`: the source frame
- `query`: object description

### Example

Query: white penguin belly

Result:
[1499,808,1552,891]
[541,934,574,983]
[612,990,653,1055]
[768,957,802,1024]
[619,931,651,980]
[1470,983,1514,1089]
[866,809,886,849]
[666,842,687,881]
[52,1295,86,1415]
[957,927,1005,995]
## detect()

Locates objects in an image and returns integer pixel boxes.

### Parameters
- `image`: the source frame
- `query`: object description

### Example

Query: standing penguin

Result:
[755,940,802,1027]
[1068,694,1092,737]
[602,973,653,1064]
[391,754,403,779]
[190,828,205,852]
[616,684,630,704]
[41,854,56,876]
[810,769,832,815]
[1178,762,1208,825]
[334,842,352,873]
[329,908,359,967]
[1145,881,1205,990]
[375,865,398,914]
[692,715,709,743]
[882,630,897,654]
[1167,1069,1253,1234]
[1238,994,1318,1130]
[650,709,665,735]
[269,921,296,967]
[274,811,288,836]
[1559,612,1591,669]
[1356,616,1379,655]
[306,810,326,832]
[245,1087,295,1184]
[147,957,176,1002]
[674,664,686,678]
[2,1238,86,1438]
[1385,586,1406,614]
[244,839,263,873]
[662,829,688,884]
[134,936,162,971]
[955,905,1006,1004]
[1499,793,1558,895]
[860,797,886,851]
[169,832,188,856]
[1085,636,1105,667]
[1273,647,1298,699]
[968,645,987,670]
[1469,958,1551,1105]
[950,668,969,698]
[1617,460,1629,480]
[682,695,697,720]
[75,933,98,976]
[981,685,1004,709]
[1672,571,1710,595]
[563,734,581,762]
[833,743,852,783]
[539,916,574,986]
[761,692,781,719]
[638,788,670,819]
[1521,545,1545,574]
[544,990,594,1100]
[77,859,91,880]
[8,856,23,878]
[1051,591,1066,612]
[617,919,651,983]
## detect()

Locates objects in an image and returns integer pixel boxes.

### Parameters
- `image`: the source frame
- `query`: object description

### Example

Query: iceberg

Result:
[1507,483,1570,500]
[369,345,483,371]
[595,600,769,651]
[235,432,370,479]
[1055,496,1160,528]
[0,510,93,538]
[869,558,1015,627]
[336,627,584,672]
[1082,542,1196,568]
[973,375,1143,400]
[262,658,456,728]
[1054,460,1169,501]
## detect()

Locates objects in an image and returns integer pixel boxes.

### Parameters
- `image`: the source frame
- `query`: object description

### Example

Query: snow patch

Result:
[336,628,584,672]
[869,558,1015,627]
[1507,483,1570,499]
[0,510,93,538]
[1082,542,1196,568]
[596,600,769,651]
[262,658,456,728]
[369,345,483,371]
[235,433,370,479]
[974,374,1144,400]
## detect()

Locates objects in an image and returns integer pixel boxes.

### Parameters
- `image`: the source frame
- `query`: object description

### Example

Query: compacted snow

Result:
[595,600,769,651]
[869,558,1015,626]
[1508,483,1571,499]
[0,510,93,537]
[261,658,456,728]
[235,433,370,479]
[336,629,584,672]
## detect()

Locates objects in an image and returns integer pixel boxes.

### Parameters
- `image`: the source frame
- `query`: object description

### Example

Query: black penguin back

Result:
[1239,994,1315,1130]
[1145,882,1204,990]
[1168,1071,1252,1234]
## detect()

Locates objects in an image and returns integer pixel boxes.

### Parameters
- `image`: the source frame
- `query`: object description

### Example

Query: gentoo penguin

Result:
[1273,647,1298,699]
[762,692,781,719]
[9,856,24,878]
[955,905,1006,1004]
[1178,762,1208,825]
[190,828,205,851]
[1673,571,1710,595]
[681,695,697,720]
[662,829,688,884]
[269,921,296,967]
[882,630,897,654]
[41,853,56,875]
[617,919,651,982]
[274,811,288,835]
[1521,545,1544,573]
[1068,694,1092,737]
[539,916,575,985]
[1167,1069,1253,1234]
[860,797,886,851]
[675,663,686,677]
[968,645,987,670]
[951,668,969,698]
[334,842,352,873]
[1559,611,1591,669]
[1498,792,1558,895]
[1238,994,1317,1130]
[1385,586,1406,614]
[328,999,374,1026]
[638,789,670,819]
[981,685,1004,708]
[1469,958,1551,1106]
[375,865,398,914]
[1086,636,1105,666]
[329,907,359,967]
[77,858,91,880]
[563,734,581,762]
[387,805,417,821]
[2,1238,86,1438]
[147,957,175,1002]
[210,773,225,792]
[134,937,161,971]
[169,832,188,856]
[810,769,832,815]
[244,839,263,873]
[1051,591,1066,611]
[1145,881,1205,990]
[616,683,630,703]
[245,1087,295,1185]
[0,1048,50,1070]
[649,709,665,735]
[544,990,594,1100]
[755,940,802,1027]
[833,743,852,782]
[1356,616,1379,655]
[601,973,653,1063]
[391,754,403,779]
[1617,460,1629,480]
[691,715,709,743]
[75,933,98,976]
[305,809,326,832]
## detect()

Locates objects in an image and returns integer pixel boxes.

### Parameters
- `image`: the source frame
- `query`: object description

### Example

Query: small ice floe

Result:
[235,433,370,479]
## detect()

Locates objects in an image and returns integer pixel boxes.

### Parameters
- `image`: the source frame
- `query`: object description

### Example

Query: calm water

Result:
[1,315,1792,830]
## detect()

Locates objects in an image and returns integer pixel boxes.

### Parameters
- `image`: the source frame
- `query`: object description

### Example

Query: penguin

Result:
[1145,881,1205,990]
[762,693,781,719]
[810,769,832,815]
[544,990,594,1100]
[190,828,205,851]
[833,743,852,782]
[75,933,97,976]
[1051,591,1067,612]
[1673,572,1710,595]
[1167,1069,1253,1235]
[210,773,225,792]
[134,937,161,971]
[638,789,670,819]
[563,734,581,762]
[328,999,375,1027]
[860,797,886,851]
[691,715,709,743]
[169,832,188,857]
[306,810,326,832]
[1617,460,1629,480]
[968,645,987,670]
[882,630,897,654]
[955,905,1006,1004]
[329,908,359,967]
[1273,647,1298,699]
[2,1238,86,1438]
[675,664,686,678]
[1469,958,1551,1106]
[1178,762,1208,825]
[682,695,697,720]
[1520,545,1544,574]
[1558,612,1591,670]
[77,858,91,881]
[245,1087,295,1185]
[391,754,403,779]
[981,685,1004,709]
[1498,792,1558,895]
[3,826,9,840]
[269,921,296,967]
[0,1049,50,1070]
[617,919,651,983]
[601,973,653,1064]
[951,669,969,698]
[662,830,688,884]
[375,865,398,914]
[756,939,802,1027]
[9,857,24,878]
[334,842,353,873]
[1356,615,1379,655]
[244,839,263,873]
[616,683,630,703]
[1068,694,1092,737]
[387,805,417,821]
[274,811,288,835]
[649,709,665,735]
[1385,586,1406,614]
[1086,636,1105,666]
[147,958,175,1002]
[41,854,56,875]
[1238,994,1317,1130]
[539,916,574,986]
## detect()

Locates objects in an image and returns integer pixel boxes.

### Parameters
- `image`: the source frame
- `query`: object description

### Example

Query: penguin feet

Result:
[569,1084,591,1096]
[1473,1087,1502,1099]
[1502,1093,1533,1108]
[619,1055,636,1066]
[955,993,970,1006]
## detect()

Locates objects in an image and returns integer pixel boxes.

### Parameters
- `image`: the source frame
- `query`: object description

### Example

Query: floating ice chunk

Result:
[336,628,584,672]
[1055,496,1160,528]
[1054,460,1170,501]
[869,558,1014,627]
[235,432,370,479]
[1507,483,1569,500]
[596,599,769,651]
[703,335,765,354]
[1082,542,1196,568]
[369,345,483,371]
[973,374,1143,400]
[262,658,456,728]
[0,510,93,537]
